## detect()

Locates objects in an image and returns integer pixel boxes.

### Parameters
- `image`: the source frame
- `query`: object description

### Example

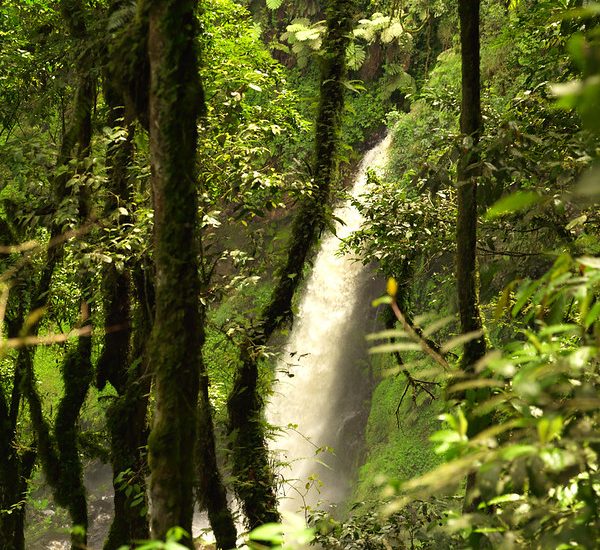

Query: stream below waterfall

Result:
[267,134,392,516]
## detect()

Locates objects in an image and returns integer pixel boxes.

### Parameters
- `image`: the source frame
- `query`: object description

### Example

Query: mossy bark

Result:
[55,315,93,547]
[19,2,96,547]
[2,1,93,542]
[196,351,238,549]
[457,0,489,515]
[227,0,358,529]
[108,1,151,130]
[103,263,153,549]
[108,1,235,544]
[227,343,279,529]
[100,60,152,547]
[457,0,486,372]
[0,386,19,550]
[0,279,37,550]
[145,0,202,545]
[52,5,96,541]
[21,308,93,550]
[96,90,133,395]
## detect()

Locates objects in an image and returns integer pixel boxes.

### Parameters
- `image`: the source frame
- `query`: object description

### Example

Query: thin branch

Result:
[391,299,450,370]
[0,219,96,284]
[477,246,543,258]
[0,325,92,350]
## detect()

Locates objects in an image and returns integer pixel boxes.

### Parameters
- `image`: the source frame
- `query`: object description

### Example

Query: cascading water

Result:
[267,135,392,515]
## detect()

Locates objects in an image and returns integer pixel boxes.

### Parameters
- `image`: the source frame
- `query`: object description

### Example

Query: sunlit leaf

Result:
[484,191,540,220]
[266,0,284,9]
[440,330,484,353]
[369,342,421,354]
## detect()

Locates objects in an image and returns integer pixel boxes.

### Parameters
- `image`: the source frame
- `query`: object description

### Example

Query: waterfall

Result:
[267,135,392,515]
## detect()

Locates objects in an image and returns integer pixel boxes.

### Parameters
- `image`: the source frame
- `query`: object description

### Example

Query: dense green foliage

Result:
[0,0,599,549]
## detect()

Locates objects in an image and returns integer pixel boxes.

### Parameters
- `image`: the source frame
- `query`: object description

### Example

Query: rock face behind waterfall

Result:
[267,136,392,514]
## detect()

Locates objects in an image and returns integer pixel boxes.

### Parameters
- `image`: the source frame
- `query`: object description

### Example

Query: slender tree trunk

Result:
[0,292,37,550]
[20,2,96,546]
[100,66,152,546]
[227,0,358,529]
[457,0,485,371]
[145,0,202,545]
[96,93,132,395]
[457,0,488,516]
[196,355,238,549]
[104,264,153,549]
[52,11,96,541]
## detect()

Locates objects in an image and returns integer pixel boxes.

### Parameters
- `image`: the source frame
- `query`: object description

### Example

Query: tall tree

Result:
[456,0,487,514]
[106,2,237,546]
[227,0,359,529]
[456,0,485,372]
[0,224,37,550]
[100,43,152,546]
[144,0,203,545]
[18,1,96,547]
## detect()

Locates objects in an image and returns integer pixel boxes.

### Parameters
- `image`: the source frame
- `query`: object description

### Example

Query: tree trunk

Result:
[196,363,238,549]
[457,0,486,372]
[19,1,96,544]
[457,0,488,515]
[103,265,153,549]
[0,289,37,550]
[100,61,152,546]
[145,0,202,545]
[103,263,153,550]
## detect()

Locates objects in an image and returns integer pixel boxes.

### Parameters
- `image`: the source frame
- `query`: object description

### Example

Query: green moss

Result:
[354,359,443,503]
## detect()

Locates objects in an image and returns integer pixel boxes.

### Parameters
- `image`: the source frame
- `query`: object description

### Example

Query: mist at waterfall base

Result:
[267,135,392,517]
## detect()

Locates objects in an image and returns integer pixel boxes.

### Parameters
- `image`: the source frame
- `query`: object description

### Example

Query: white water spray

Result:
[267,135,392,514]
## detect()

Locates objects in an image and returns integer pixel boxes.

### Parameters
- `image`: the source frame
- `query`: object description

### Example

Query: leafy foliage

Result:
[376,256,600,548]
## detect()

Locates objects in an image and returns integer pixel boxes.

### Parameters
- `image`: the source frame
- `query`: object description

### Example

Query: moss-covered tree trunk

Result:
[0,385,20,550]
[227,0,358,529]
[457,0,485,371]
[100,58,152,546]
[103,262,153,549]
[51,6,96,547]
[19,2,96,547]
[457,0,488,515]
[196,336,238,549]
[0,257,37,550]
[145,0,202,545]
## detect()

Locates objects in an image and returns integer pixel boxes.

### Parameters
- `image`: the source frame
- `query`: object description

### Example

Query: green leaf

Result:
[366,329,409,341]
[565,214,587,230]
[511,278,543,317]
[266,0,284,9]
[499,444,537,460]
[538,416,562,445]
[430,429,463,443]
[249,523,284,544]
[440,330,483,353]
[369,342,421,354]
[457,409,468,437]
[484,493,521,506]
[484,191,540,220]
[537,324,579,337]
[371,295,393,306]
[584,301,600,328]
[421,316,454,337]
[577,256,600,269]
